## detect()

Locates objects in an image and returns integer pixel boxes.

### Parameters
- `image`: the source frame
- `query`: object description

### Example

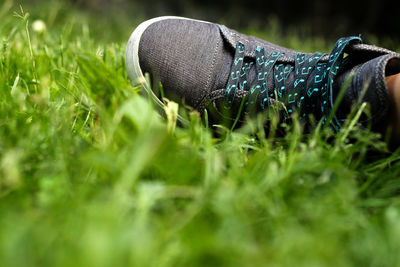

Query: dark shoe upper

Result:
[334,53,400,128]
[135,17,400,130]
[138,18,225,108]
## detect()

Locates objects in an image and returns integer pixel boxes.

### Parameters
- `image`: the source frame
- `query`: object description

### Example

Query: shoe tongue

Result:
[334,54,400,127]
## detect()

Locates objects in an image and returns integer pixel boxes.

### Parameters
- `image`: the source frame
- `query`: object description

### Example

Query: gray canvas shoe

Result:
[125,16,400,130]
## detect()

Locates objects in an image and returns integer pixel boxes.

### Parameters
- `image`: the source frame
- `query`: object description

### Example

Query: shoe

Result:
[125,16,400,130]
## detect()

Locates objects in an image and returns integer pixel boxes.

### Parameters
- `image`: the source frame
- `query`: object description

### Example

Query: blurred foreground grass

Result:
[1,1,400,266]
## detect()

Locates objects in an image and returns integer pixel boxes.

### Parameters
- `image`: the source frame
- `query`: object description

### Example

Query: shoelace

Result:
[224,36,362,130]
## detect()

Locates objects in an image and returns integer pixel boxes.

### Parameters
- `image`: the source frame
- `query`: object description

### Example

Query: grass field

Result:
[1,1,400,266]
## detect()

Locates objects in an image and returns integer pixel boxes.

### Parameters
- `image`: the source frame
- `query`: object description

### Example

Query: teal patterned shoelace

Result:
[224,36,362,130]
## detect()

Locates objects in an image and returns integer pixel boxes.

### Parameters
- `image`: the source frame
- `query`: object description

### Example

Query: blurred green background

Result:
[1,1,400,266]
[67,0,400,37]
[18,0,400,46]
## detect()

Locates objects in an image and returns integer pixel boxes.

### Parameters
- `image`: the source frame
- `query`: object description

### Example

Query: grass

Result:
[1,1,400,266]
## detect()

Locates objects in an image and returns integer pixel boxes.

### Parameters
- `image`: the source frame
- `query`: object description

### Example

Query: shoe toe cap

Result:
[135,17,223,107]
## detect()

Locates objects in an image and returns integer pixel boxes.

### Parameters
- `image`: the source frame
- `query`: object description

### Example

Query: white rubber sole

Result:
[125,16,211,111]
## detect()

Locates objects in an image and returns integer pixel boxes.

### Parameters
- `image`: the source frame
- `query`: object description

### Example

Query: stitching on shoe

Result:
[375,56,389,122]
[230,30,250,44]
[355,55,390,125]
[195,26,221,110]
[205,30,221,102]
